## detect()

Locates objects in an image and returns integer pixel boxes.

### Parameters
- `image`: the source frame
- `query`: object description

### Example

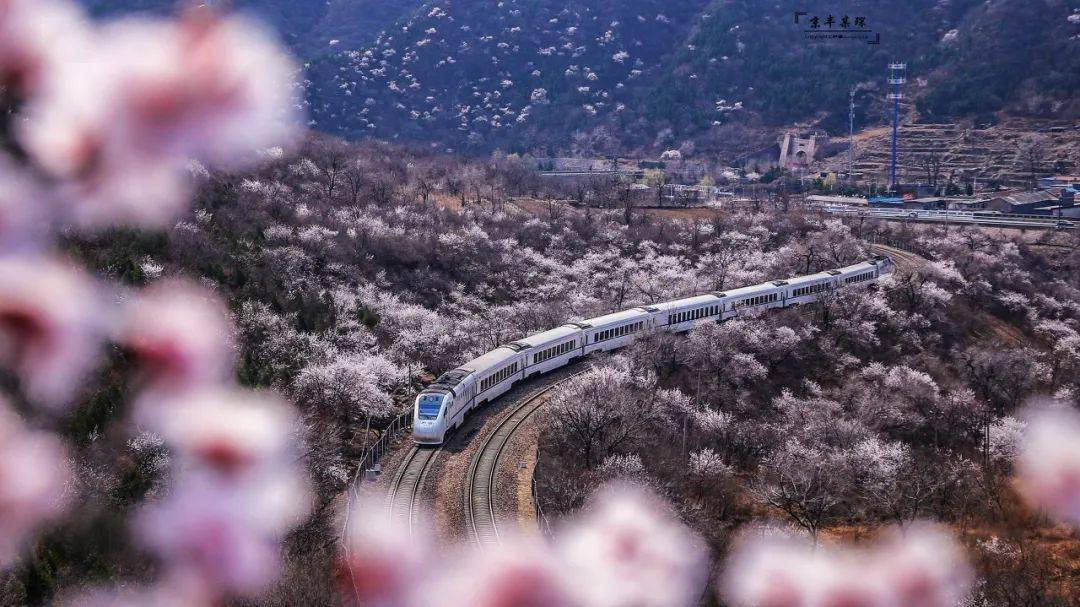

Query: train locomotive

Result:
[412,255,894,444]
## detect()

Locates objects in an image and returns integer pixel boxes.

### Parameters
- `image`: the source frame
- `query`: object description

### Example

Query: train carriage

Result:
[514,325,585,380]
[412,256,895,444]
[720,282,786,319]
[578,308,653,356]
[657,294,725,333]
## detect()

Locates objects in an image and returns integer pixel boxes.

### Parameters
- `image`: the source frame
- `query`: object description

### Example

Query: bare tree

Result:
[544,362,669,468]
[919,148,943,191]
[1014,134,1049,189]
[752,440,847,542]
[342,162,365,206]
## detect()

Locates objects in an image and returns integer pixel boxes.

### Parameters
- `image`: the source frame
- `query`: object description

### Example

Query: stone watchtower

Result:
[778,131,823,169]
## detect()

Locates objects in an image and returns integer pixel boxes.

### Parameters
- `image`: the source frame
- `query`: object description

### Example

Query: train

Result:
[412,255,895,444]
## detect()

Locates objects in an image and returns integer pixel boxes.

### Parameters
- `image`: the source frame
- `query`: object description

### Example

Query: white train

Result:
[412,255,895,444]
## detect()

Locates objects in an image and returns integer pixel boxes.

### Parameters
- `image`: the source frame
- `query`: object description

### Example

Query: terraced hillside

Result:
[822,121,1080,188]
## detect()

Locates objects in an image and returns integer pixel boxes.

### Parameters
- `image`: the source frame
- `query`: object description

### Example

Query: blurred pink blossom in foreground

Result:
[339,495,433,606]
[0,256,107,409]
[0,399,71,568]
[1017,403,1080,526]
[558,484,709,607]
[0,158,51,252]
[0,0,88,96]
[119,280,235,400]
[341,483,708,607]
[133,360,311,598]
[0,0,308,600]
[721,522,973,607]
[14,3,299,229]
[135,468,309,600]
[431,536,582,607]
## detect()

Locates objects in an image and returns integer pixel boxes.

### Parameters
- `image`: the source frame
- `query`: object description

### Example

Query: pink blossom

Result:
[720,523,972,607]
[1017,405,1080,525]
[429,536,581,607]
[119,280,235,398]
[719,532,816,607]
[0,0,90,96]
[135,468,309,599]
[21,8,301,168]
[55,153,195,230]
[17,7,300,229]
[874,524,972,607]
[0,157,52,252]
[557,484,708,607]
[338,495,434,607]
[144,388,297,481]
[0,256,107,409]
[61,583,203,607]
[0,400,71,567]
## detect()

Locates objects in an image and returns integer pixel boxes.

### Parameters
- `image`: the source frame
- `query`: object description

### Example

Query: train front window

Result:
[417,395,443,420]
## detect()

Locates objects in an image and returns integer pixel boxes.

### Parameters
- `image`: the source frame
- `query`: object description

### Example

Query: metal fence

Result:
[356,411,412,481]
[531,446,553,537]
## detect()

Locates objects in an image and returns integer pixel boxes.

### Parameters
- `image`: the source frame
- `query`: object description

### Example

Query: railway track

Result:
[461,251,903,546]
[870,243,1027,345]
[386,445,439,535]
[871,243,925,270]
[464,372,582,548]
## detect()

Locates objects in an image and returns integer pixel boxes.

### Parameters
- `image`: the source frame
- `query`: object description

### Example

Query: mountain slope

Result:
[78,0,420,58]
[80,0,1080,156]
[302,0,1079,155]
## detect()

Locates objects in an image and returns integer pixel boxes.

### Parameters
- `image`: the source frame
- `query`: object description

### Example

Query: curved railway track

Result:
[870,243,924,270]
[389,246,904,546]
[462,246,905,546]
[464,372,582,547]
[387,445,439,534]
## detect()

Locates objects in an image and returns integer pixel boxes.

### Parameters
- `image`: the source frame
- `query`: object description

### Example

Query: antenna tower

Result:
[888,62,906,191]
[848,87,856,178]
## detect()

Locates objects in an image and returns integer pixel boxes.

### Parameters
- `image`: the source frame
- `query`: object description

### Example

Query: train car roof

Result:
[782,271,836,287]
[426,368,472,393]
[843,260,880,271]
[574,307,651,329]
[460,346,521,374]
[513,324,581,348]
[720,281,786,299]
[651,294,723,312]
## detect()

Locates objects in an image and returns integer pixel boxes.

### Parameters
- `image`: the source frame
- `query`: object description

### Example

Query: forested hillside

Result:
[82,0,1080,156]
[17,136,1078,604]
[77,0,422,57]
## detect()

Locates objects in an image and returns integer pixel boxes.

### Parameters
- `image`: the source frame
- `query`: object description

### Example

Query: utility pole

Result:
[888,62,906,193]
[848,87,856,179]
